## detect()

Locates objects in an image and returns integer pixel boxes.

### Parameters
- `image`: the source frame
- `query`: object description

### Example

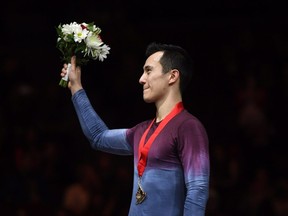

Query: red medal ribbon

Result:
[137,102,184,177]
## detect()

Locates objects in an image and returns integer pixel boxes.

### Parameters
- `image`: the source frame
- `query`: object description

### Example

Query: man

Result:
[60,42,210,215]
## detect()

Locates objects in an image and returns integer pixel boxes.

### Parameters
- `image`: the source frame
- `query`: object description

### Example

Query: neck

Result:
[155,99,183,123]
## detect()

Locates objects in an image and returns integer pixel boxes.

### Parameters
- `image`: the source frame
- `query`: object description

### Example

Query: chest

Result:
[135,123,181,167]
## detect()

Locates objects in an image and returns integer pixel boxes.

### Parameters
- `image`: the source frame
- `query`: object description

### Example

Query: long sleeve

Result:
[184,177,209,215]
[71,89,133,155]
[178,116,210,216]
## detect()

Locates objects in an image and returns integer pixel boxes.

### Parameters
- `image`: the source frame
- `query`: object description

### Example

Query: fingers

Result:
[60,63,69,77]
[60,57,75,78]
[71,56,76,71]
[60,56,78,82]
[61,67,66,77]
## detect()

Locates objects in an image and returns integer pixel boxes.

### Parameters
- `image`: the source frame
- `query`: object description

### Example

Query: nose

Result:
[139,73,146,85]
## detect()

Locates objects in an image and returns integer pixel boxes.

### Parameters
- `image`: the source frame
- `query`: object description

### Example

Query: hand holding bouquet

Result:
[56,22,110,87]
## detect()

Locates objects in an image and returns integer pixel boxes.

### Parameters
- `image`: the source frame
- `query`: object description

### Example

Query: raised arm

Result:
[60,56,133,155]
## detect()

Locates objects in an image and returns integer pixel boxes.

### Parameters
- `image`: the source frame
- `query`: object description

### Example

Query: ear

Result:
[168,69,180,84]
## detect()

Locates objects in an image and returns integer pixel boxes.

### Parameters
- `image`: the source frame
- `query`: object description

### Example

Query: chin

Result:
[143,97,154,103]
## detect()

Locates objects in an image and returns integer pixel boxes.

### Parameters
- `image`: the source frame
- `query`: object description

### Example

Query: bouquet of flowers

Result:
[56,22,110,87]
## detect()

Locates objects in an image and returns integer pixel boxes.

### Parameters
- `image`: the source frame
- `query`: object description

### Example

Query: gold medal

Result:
[136,178,146,204]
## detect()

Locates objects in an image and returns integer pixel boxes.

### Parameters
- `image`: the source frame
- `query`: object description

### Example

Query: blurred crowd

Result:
[1,1,288,215]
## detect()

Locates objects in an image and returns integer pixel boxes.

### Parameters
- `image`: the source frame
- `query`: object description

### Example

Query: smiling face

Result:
[139,51,171,103]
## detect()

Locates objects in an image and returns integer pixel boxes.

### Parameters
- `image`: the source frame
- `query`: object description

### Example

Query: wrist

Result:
[70,84,83,95]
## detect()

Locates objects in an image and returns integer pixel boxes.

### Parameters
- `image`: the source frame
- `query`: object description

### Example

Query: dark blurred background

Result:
[1,0,288,215]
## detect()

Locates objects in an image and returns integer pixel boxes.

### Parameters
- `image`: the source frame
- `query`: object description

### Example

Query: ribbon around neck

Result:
[137,102,184,177]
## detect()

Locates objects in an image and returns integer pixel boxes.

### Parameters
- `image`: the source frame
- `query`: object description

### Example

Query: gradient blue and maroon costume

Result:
[72,89,210,216]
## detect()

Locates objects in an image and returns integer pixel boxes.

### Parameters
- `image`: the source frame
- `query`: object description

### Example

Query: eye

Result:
[144,66,152,75]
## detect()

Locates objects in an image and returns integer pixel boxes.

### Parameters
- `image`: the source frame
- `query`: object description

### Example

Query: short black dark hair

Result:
[145,42,193,94]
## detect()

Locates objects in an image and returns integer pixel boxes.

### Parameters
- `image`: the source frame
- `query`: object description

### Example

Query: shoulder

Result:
[127,119,153,134]
[176,110,204,126]
[175,110,208,134]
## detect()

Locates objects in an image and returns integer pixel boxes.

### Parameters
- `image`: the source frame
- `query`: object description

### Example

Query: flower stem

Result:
[59,79,68,88]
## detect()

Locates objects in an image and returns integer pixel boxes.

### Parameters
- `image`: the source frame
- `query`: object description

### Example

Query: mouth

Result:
[143,86,149,91]
[143,88,149,93]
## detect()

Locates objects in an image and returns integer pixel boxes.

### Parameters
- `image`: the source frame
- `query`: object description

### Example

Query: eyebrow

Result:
[143,65,153,71]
